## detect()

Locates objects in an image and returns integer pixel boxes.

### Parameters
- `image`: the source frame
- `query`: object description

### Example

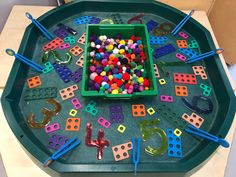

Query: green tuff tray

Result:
[1,0,236,176]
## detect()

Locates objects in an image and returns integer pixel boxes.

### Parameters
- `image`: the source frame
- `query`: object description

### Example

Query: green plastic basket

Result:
[81,24,158,98]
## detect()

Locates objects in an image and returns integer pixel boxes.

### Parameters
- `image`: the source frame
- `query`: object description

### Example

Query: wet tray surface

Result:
[1,0,235,175]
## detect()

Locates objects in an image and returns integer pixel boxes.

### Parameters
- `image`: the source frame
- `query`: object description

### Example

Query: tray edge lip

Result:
[1,0,236,174]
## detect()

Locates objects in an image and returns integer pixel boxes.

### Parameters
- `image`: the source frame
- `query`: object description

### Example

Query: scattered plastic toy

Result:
[181,96,213,114]
[24,87,57,101]
[112,142,133,161]
[6,48,43,72]
[109,105,124,123]
[27,76,42,88]
[66,118,81,131]
[58,23,78,35]
[85,100,98,116]
[117,124,126,133]
[85,122,109,160]
[153,44,176,58]
[146,20,158,32]
[186,48,224,63]
[182,112,204,128]
[139,119,168,156]
[128,13,145,24]
[167,129,182,158]
[200,83,212,96]
[27,99,61,128]
[192,66,207,80]
[48,134,70,150]
[171,10,195,35]
[44,137,81,167]
[26,12,54,40]
[59,84,78,100]
[185,125,230,148]
[132,137,141,175]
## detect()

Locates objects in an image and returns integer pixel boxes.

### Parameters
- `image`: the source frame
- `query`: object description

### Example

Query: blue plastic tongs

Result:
[185,125,230,148]
[25,12,54,40]
[132,137,141,176]
[171,10,195,35]
[186,48,224,63]
[43,137,81,167]
[6,48,43,72]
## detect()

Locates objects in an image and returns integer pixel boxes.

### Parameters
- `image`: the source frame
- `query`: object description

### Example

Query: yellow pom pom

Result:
[112,89,119,94]
[128,39,133,44]
[145,87,149,90]
[100,71,106,76]
[108,75,113,81]
[119,40,126,45]
[119,49,125,54]
[107,44,114,50]
[138,77,144,84]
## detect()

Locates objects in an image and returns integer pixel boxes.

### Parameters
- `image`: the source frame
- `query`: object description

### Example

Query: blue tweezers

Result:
[43,137,81,167]
[6,48,43,72]
[26,12,54,40]
[132,137,141,175]
[186,48,224,63]
[185,125,230,148]
[171,10,195,35]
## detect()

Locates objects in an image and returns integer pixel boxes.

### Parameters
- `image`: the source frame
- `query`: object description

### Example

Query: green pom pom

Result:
[130,62,136,68]
[104,66,110,72]
[142,71,147,77]
[137,65,143,70]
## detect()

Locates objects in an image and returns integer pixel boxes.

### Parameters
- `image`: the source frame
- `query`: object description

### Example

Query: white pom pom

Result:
[113,48,119,54]
[90,42,95,48]
[90,51,95,57]
[122,90,127,94]
[98,35,104,41]
[101,82,107,86]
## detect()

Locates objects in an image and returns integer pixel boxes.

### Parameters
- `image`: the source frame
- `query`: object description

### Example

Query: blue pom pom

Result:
[137,40,142,45]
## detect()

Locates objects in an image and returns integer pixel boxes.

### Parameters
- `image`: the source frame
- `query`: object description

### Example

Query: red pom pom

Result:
[131,35,136,41]
[113,62,117,66]
[98,48,103,53]
[94,75,103,84]
[125,83,130,89]
[102,62,108,66]
[143,79,150,87]
[113,58,119,63]
[141,56,146,60]
[125,54,131,59]
[116,79,123,87]
[140,52,145,56]
[122,72,130,81]
[112,78,118,83]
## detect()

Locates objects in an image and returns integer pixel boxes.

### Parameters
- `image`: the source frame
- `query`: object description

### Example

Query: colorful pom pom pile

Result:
[88,34,151,94]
